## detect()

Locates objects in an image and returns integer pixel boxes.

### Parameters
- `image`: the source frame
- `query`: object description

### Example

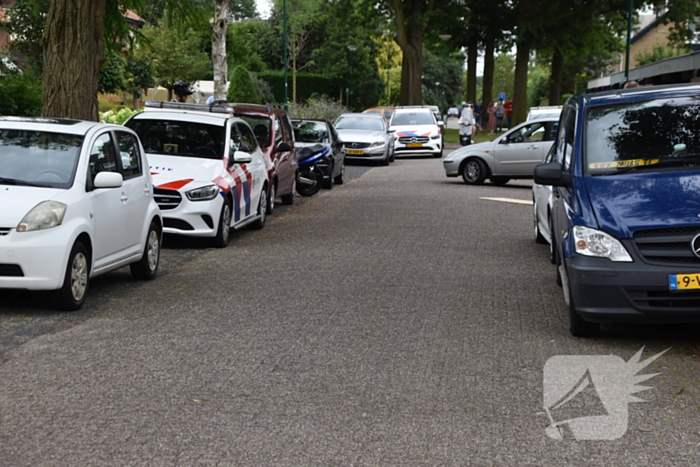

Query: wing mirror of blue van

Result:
[534,162,571,188]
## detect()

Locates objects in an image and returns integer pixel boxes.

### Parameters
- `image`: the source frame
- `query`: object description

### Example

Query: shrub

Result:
[251,73,275,104]
[0,71,41,116]
[98,94,124,113]
[99,107,142,125]
[287,96,349,122]
[227,65,260,104]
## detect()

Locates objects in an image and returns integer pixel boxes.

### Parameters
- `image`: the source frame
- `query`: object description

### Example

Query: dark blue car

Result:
[534,83,700,336]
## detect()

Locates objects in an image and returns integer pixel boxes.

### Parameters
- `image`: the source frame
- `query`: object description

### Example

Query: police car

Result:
[125,101,269,247]
[389,107,443,158]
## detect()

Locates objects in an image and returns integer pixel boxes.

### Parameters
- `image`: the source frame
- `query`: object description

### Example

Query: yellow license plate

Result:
[347,149,364,155]
[407,143,423,148]
[669,273,700,290]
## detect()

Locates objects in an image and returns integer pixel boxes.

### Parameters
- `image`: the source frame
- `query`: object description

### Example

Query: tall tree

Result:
[386,0,436,105]
[272,0,322,104]
[212,0,229,100]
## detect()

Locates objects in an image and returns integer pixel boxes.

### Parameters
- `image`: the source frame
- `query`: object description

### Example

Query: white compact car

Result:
[0,118,162,310]
[125,101,269,247]
[389,108,443,158]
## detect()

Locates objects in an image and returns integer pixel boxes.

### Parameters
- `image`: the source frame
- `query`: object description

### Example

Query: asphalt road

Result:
[1,146,699,465]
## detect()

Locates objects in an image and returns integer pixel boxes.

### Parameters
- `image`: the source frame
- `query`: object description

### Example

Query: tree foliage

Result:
[140,21,211,100]
[636,44,691,66]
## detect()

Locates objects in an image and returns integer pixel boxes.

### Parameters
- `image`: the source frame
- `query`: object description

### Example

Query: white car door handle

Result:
[120,194,129,202]
[527,145,539,150]
[144,186,150,195]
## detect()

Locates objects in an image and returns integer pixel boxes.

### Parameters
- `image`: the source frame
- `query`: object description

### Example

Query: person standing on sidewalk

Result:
[474,100,483,134]
[504,98,514,129]
[495,99,505,132]
[487,101,497,134]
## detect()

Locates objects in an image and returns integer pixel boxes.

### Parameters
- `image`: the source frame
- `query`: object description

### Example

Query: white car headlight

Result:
[17,201,67,232]
[573,226,633,262]
[369,141,385,148]
[186,185,219,201]
[430,134,440,140]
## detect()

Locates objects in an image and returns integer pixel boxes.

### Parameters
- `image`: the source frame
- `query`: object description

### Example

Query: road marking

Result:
[479,197,533,206]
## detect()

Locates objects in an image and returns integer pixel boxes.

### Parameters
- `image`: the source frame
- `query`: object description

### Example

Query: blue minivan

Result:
[534,83,700,336]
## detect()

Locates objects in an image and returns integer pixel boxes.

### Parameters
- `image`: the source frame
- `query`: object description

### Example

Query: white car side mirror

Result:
[93,171,123,189]
[232,151,253,164]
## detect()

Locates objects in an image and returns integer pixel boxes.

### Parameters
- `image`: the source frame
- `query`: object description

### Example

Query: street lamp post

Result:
[439,34,451,120]
[283,0,288,111]
[347,45,357,109]
[624,0,632,82]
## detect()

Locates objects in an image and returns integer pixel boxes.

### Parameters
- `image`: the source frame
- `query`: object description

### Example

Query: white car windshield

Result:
[126,119,225,160]
[0,129,83,188]
[293,121,329,143]
[392,112,434,126]
[336,117,384,131]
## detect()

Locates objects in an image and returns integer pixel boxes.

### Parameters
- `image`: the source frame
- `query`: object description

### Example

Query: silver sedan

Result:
[335,113,395,165]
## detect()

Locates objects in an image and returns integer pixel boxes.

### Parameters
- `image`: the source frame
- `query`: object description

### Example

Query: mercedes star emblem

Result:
[692,233,700,258]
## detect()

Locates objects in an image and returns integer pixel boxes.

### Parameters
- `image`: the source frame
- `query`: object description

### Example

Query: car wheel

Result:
[323,163,334,189]
[266,184,275,215]
[53,241,90,311]
[462,159,487,185]
[433,148,443,158]
[534,197,547,245]
[389,148,395,162]
[334,162,345,185]
[251,185,267,230]
[491,177,510,185]
[212,200,232,248]
[281,179,295,205]
[130,221,161,280]
[380,150,389,166]
[566,269,601,337]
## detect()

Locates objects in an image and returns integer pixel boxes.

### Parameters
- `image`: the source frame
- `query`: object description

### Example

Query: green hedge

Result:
[256,71,332,103]
[0,72,41,116]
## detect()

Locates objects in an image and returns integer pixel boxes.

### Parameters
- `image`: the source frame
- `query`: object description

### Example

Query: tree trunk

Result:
[548,48,564,107]
[512,37,531,127]
[42,0,106,121]
[212,1,229,101]
[390,0,434,106]
[481,37,495,106]
[466,34,478,103]
[397,38,423,105]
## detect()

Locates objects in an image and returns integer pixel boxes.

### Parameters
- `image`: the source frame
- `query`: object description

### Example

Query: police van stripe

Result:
[229,170,243,223]
[240,165,253,216]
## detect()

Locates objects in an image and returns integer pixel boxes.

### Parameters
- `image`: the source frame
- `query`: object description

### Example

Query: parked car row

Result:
[0,102,447,312]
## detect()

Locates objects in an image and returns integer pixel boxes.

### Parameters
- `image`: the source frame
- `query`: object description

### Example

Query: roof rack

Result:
[144,100,233,115]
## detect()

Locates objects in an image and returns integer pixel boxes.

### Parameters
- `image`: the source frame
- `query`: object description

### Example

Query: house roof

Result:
[631,13,668,45]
